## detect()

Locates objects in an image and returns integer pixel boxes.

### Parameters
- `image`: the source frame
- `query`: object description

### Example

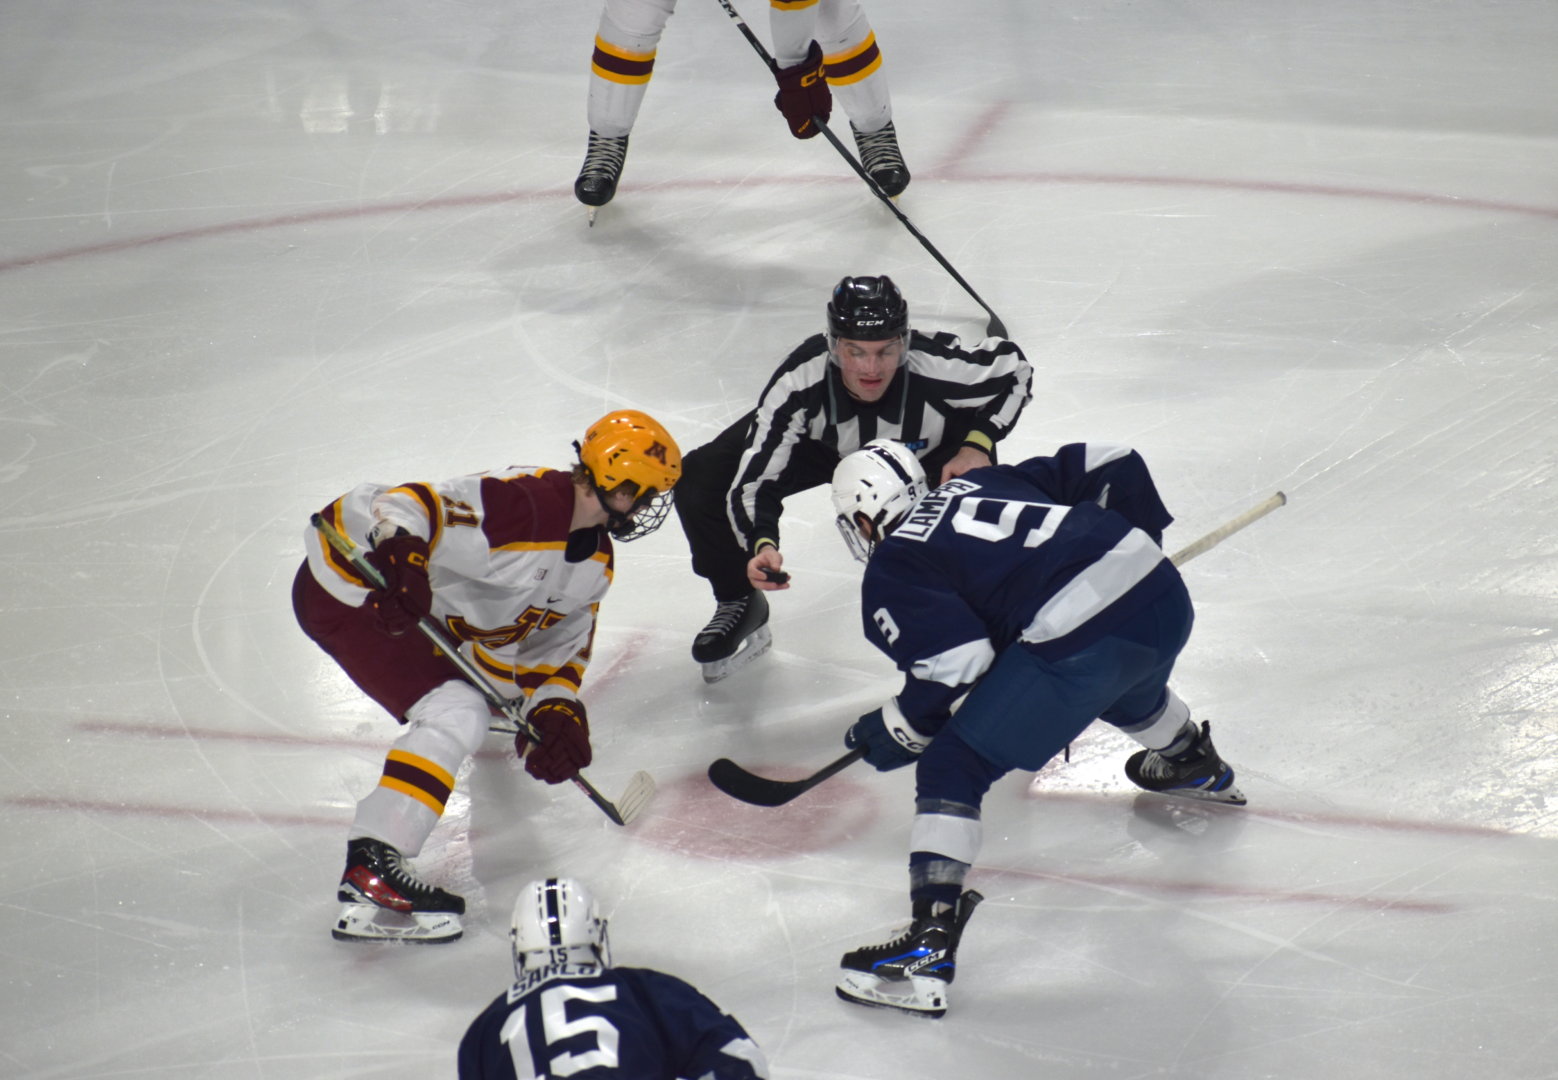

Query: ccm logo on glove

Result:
[519,699,593,784]
[773,40,832,139]
[365,532,432,637]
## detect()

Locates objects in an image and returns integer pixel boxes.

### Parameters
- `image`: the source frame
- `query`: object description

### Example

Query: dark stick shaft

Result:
[310,514,628,825]
[711,0,1007,339]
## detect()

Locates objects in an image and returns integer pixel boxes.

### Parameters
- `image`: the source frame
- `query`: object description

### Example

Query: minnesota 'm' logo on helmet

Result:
[577,410,683,542]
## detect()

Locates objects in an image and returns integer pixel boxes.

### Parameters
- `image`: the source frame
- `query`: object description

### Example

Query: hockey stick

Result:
[1167,491,1286,567]
[310,514,656,826]
[710,0,1008,340]
[707,491,1288,807]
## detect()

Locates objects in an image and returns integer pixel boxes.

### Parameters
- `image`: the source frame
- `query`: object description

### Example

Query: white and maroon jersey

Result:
[305,467,612,708]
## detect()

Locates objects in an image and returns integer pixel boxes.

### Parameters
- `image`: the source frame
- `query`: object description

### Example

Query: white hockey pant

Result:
[587,0,892,139]
[587,0,677,139]
[772,0,892,133]
[347,680,489,857]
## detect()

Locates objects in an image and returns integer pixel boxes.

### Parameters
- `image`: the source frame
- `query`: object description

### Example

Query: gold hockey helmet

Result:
[576,410,682,541]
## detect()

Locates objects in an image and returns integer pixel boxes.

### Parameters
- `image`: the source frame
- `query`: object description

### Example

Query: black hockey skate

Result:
[852,121,911,198]
[334,837,465,944]
[575,130,629,224]
[692,591,771,684]
[1125,721,1246,805]
[836,890,983,1018]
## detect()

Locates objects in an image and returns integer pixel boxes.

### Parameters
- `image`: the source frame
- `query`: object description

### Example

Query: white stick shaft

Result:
[1169,492,1287,567]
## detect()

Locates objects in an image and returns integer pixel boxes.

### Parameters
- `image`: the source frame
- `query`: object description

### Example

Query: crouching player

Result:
[293,411,680,943]
[459,878,770,1079]
[828,440,1244,1016]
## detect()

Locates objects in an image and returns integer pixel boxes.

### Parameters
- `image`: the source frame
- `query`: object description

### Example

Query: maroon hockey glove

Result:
[773,41,831,139]
[364,532,432,637]
[522,699,593,784]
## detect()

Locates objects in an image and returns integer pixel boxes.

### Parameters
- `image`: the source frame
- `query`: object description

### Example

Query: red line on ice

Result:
[1026,789,1508,839]
[4,168,1555,274]
[971,862,1457,914]
[5,793,345,829]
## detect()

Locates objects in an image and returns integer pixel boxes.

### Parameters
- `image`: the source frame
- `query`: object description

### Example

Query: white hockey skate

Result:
[333,837,464,944]
[692,592,771,684]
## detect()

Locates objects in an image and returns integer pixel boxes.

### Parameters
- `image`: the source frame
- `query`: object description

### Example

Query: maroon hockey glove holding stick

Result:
[773,40,831,139]
[521,699,593,784]
[364,533,432,637]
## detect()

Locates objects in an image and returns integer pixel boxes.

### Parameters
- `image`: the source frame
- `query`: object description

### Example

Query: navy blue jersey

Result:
[458,962,767,1080]
[862,444,1177,727]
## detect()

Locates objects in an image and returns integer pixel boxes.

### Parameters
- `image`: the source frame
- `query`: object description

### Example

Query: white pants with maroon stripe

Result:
[586,0,892,139]
[347,680,488,857]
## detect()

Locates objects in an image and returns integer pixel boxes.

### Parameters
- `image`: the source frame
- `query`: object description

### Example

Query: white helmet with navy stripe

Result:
[511,878,611,974]
[831,439,929,563]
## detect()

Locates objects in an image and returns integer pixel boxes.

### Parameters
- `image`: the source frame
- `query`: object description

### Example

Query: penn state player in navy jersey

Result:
[458,879,768,1079]
[827,441,1244,1017]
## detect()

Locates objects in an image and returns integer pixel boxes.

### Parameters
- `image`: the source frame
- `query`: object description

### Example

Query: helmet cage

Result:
[573,410,681,543]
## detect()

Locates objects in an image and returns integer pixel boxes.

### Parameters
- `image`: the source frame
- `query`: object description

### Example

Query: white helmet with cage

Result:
[830,439,929,563]
[510,877,611,975]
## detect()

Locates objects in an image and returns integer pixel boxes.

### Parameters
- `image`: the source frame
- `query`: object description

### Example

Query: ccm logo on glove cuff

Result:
[884,699,929,754]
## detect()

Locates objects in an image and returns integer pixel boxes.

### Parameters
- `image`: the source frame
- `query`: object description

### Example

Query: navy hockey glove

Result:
[845,702,932,772]
[364,531,432,637]
[522,699,593,784]
[773,40,831,139]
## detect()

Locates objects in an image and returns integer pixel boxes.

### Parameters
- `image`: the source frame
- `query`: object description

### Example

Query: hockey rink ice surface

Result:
[5,1,1558,1077]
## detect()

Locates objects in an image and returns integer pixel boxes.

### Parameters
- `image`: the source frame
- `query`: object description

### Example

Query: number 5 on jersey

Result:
[500,985,620,1078]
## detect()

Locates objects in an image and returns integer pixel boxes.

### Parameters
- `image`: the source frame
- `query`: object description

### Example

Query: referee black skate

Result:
[673,275,1033,682]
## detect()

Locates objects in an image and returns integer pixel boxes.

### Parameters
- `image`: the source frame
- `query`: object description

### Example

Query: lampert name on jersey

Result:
[892,478,981,542]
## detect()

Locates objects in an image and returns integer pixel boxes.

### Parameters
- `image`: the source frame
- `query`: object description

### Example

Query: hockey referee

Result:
[673,275,1033,683]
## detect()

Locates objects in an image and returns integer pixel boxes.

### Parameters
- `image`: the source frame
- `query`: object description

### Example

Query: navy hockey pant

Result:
[909,578,1193,903]
[917,576,1194,805]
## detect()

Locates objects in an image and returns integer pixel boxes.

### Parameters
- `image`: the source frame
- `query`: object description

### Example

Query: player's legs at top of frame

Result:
[575,0,909,211]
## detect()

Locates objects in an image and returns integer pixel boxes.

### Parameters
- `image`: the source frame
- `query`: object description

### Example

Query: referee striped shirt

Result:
[729,330,1033,552]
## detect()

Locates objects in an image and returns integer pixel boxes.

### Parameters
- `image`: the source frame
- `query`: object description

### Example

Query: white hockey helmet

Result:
[511,877,611,974]
[831,439,929,563]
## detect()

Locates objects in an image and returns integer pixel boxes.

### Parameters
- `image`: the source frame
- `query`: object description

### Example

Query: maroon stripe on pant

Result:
[381,758,452,807]
[592,47,655,80]
[825,40,880,82]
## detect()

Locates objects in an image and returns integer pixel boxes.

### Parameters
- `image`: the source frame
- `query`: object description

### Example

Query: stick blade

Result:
[612,771,658,825]
[707,758,804,808]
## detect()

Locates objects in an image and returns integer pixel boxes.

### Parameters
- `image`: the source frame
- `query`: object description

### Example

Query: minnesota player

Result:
[576,0,909,217]
[827,440,1244,1016]
[459,878,769,1079]
[293,412,681,943]
[673,275,1032,682]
